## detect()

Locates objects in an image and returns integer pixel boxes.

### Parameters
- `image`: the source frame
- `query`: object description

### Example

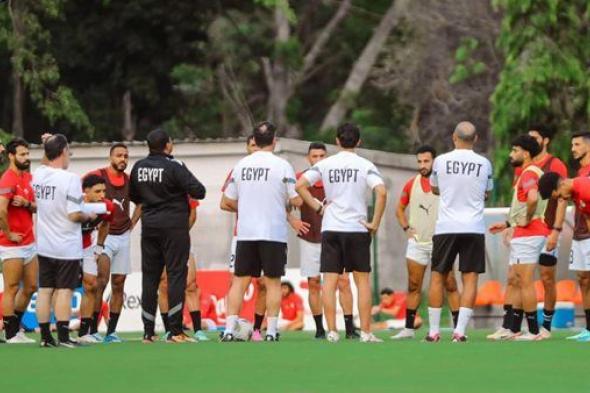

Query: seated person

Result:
[279,281,304,331]
[371,288,422,330]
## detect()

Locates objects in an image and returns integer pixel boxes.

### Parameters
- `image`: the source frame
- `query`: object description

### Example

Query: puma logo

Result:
[419,204,432,215]
[113,198,125,211]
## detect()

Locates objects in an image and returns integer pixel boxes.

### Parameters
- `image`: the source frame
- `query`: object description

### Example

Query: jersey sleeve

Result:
[302,165,322,186]
[366,164,384,189]
[189,198,200,209]
[101,199,116,222]
[0,173,15,200]
[486,160,494,191]
[223,165,239,200]
[551,159,568,178]
[66,175,83,214]
[430,158,439,188]
[518,171,539,201]
[284,163,298,199]
[399,178,414,206]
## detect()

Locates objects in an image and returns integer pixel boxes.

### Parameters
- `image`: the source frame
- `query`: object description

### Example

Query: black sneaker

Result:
[220,333,235,342]
[40,336,58,348]
[58,339,80,348]
[315,330,326,339]
[264,334,278,342]
[346,329,361,339]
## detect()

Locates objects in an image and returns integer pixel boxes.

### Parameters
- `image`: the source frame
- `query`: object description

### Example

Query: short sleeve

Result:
[189,198,200,209]
[430,159,439,188]
[102,199,116,222]
[284,163,298,199]
[366,164,384,189]
[302,165,322,185]
[552,159,568,178]
[0,173,15,200]
[399,178,414,206]
[66,175,83,214]
[224,166,238,200]
[486,160,494,191]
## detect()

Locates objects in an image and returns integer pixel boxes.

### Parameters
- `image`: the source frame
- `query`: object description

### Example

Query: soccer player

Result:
[425,122,493,343]
[130,129,206,343]
[0,138,37,344]
[158,198,209,341]
[220,121,302,342]
[391,145,460,340]
[539,132,590,341]
[371,288,418,331]
[77,175,115,344]
[86,143,140,343]
[33,134,96,348]
[278,281,304,331]
[296,142,359,339]
[296,123,388,343]
[489,135,547,341]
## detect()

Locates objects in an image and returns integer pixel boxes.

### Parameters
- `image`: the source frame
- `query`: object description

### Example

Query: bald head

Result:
[453,121,477,144]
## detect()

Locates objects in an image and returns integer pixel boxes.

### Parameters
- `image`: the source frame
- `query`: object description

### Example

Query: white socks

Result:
[454,307,473,336]
[428,307,441,336]
[224,315,238,335]
[267,317,278,337]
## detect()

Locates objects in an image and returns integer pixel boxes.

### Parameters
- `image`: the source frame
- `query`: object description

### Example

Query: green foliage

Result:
[450,37,487,84]
[490,0,590,203]
[253,0,296,23]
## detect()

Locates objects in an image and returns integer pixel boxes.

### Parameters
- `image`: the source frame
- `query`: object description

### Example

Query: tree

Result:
[490,0,590,202]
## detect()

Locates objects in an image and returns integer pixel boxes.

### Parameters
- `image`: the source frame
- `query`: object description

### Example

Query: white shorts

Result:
[0,243,36,264]
[102,231,131,275]
[300,239,321,278]
[229,236,237,273]
[405,239,432,266]
[509,236,546,265]
[570,239,590,272]
[82,246,98,276]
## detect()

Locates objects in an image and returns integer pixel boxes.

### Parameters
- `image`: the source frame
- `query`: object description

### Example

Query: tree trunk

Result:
[121,90,136,141]
[320,0,405,133]
[217,64,253,135]
[12,68,24,138]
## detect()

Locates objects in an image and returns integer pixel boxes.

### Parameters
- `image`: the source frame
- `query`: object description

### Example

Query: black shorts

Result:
[234,241,287,278]
[431,233,485,274]
[39,255,82,289]
[320,231,371,274]
[539,253,558,267]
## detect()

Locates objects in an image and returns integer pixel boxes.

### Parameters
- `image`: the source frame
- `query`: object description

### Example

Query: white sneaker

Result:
[513,332,542,341]
[486,327,512,341]
[327,331,340,343]
[360,332,383,343]
[6,332,35,344]
[539,327,552,340]
[390,328,415,340]
[78,334,100,344]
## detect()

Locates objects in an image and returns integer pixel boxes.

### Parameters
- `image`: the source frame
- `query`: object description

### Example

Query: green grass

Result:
[2,330,589,393]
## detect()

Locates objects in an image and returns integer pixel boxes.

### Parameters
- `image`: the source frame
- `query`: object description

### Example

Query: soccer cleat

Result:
[360,332,383,343]
[77,334,101,344]
[7,332,35,344]
[539,327,552,340]
[58,339,81,348]
[91,332,104,342]
[264,334,278,342]
[220,333,235,342]
[390,328,416,340]
[194,330,210,342]
[315,330,326,339]
[40,336,58,348]
[250,329,263,342]
[103,333,124,343]
[486,327,513,341]
[424,333,441,343]
[345,329,361,339]
[505,331,523,340]
[513,332,542,341]
[327,331,340,343]
[166,334,190,343]
[180,333,197,343]
[566,329,590,341]
[451,333,468,343]
[142,334,157,344]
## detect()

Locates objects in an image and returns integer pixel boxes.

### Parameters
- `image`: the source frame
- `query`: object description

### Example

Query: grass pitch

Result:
[1,330,588,393]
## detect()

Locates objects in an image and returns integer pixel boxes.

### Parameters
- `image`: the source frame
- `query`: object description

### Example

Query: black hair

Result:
[529,124,556,141]
[281,281,295,294]
[415,144,436,158]
[380,288,394,296]
[511,134,541,158]
[44,134,69,161]
[246,134,256,144]
[572,131,590,140]
[308,142,327,153]
[253,121,276,148]
[336,123,361,148]
[6,138,29,155]
[538,172,561,200]
[146,128,171,153]
[82,174,106,190]
[110,142,128,155]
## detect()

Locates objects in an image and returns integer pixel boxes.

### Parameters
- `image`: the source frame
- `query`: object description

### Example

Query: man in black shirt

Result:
[130,129,206,343]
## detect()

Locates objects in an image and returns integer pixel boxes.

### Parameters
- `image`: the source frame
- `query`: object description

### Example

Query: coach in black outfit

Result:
[130,129,206,342]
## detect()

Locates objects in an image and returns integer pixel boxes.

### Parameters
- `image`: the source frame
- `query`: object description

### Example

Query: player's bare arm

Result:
[130,203,142,230]
[220,195,238,212]
[396,200,416,239]
[296,177,323,214]
[362,184,387,235]
[0,197,22,243]
[546,197,567,251]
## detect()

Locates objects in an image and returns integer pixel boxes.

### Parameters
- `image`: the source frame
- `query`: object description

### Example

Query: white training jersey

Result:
[32,165,84,259]
[303,151,384,233]
[430,149,493,235]
[224,151,298,243]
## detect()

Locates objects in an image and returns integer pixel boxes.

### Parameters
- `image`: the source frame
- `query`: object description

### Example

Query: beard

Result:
[111,162,127,172]
[419,168,432,177]
[574,152,587,163]
[509,158,523,168]
[15,160,31,170]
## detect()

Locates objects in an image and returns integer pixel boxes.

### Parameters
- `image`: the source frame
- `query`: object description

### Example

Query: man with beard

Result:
[490,134,547,341]
[0,138,37,343]
[391,145,460,340]
[86,143,142,342]
[538,132,590,342]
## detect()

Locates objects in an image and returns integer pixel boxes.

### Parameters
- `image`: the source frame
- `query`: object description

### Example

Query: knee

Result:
[5,281,20,294]
[337,278,351,293]
[444,279,458,293]
[111,277,125,294]
[579,274,590,289]
[83,276,97,293]
[408,277,421,294]
[308,278,321,293]
[25,282,39,295]
[185,280,197,294]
